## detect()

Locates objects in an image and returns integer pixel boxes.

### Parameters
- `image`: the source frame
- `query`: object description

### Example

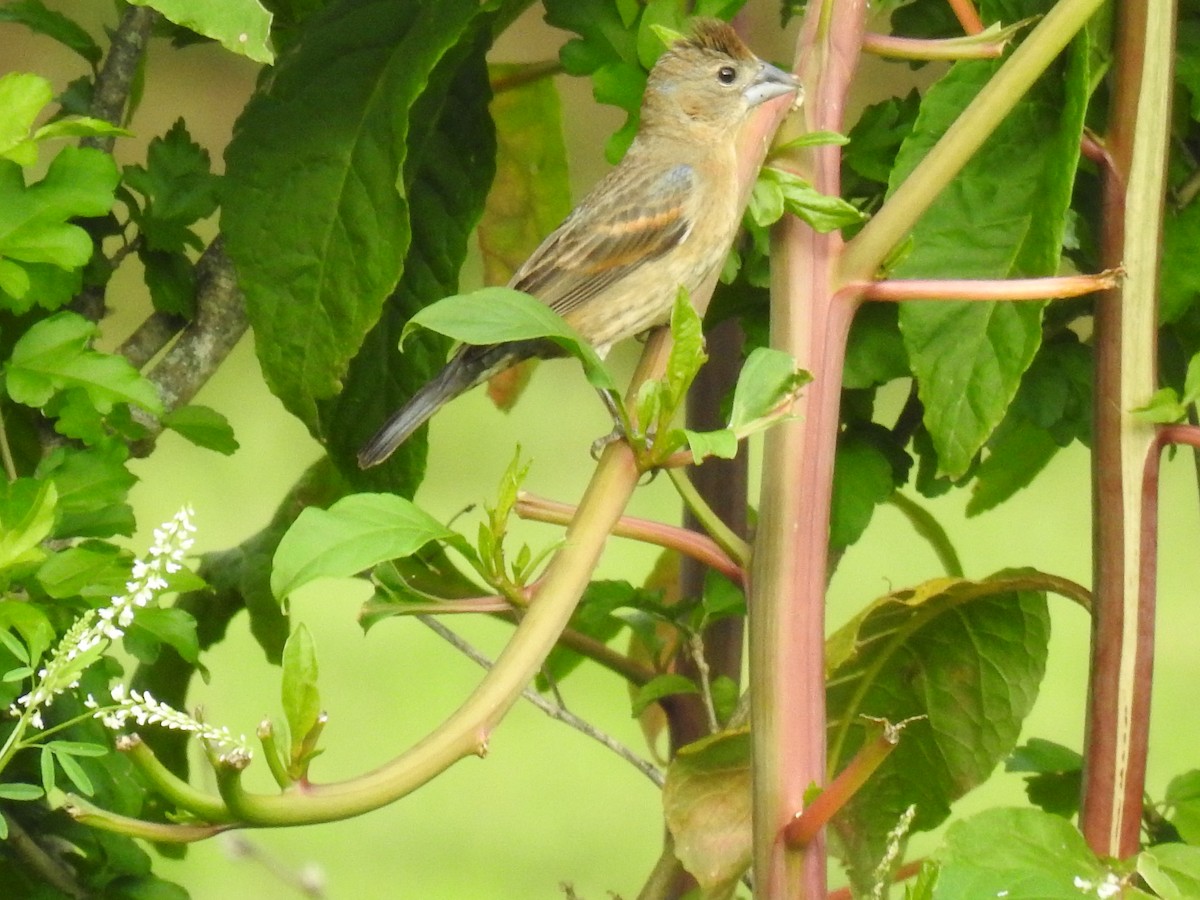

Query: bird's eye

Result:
[716,65,737,85]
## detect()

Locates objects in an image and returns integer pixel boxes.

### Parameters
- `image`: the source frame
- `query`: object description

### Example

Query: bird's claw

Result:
[590,426,625,460]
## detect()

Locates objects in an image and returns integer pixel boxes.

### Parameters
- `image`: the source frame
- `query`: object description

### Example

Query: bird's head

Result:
[641,20,801,139]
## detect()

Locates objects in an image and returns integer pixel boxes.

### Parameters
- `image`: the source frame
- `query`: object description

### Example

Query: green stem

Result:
[839,0,1107,284]
[666,469,752,567]
[257,720,293,790]
[64,794,230,842]
[0,405,16,482]
[886,492,964,577]
[121,736,233,822]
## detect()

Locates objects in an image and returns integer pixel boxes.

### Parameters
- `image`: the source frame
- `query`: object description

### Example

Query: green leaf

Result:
[1006,738,1083,818]
[969,336,1092,513]
[318,27,497,492]
[127,0,274,63]
[126,607,201,665]
[0,627,30,664]
[281,623,321,759]
[662,729,752,894]
[630,673,698,717]
[271,493,455,601]
[0,146,118,283]
[827,572,1051,891]
[42,444,137,538]
[0,782,44,801]
[1162,200,1200,324]
[931,808,1120,899]
[537,580,656,689]
[773,129,850,153]
[968,417,1060,515]
[0,601,54,665]
[163,404,239,455]
[0,72,53,163]
[830,428,899,550]
[727,347,809,434]
[1166,769,1200,845]
[749,167,867,232]
[479,64,572,287]
[843,91,921,186]
[1132,387,1187,424]
[6,312,162,419]
[0,2,102,67]
[36,541,133,599]
[682,427,738,462]
[843,302,909,390]
[124,119,220,255]
[45,740,107,757]
[891,25,1088,477]
[542,0,644,162]
[0,259,80,315]
[402,287,616,392]
[662,289,706,412]
[1138,843,1200,899]
[51,748,94,795]
[543,0,639,76]
[0,478,56,577]
[31,117,131,143]
[223,0,485,430]
[1175,18,1200,123]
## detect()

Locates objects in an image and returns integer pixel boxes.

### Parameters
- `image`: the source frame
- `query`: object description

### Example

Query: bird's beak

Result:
[744,61,802,108]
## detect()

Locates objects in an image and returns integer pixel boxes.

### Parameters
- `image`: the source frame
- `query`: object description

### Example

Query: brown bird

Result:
[358,19,799,467]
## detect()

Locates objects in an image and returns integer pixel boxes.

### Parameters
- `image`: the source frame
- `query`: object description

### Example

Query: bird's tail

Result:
[357,353,484,468]
[358,341,550,468]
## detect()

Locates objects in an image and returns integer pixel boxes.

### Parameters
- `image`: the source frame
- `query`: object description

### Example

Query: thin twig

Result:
[83,5,157,148]
[130,239,248,453]
[3,811,89,899]
[220,833,328,898]
[489,60,563,93]
[118,311,188,370]
[416,614,665,788]
[685,632,720,734]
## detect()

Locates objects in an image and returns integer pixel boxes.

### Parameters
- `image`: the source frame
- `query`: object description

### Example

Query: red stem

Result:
[784,725,901,848]
[945,0,985,34]
[1080,0,1173,859]
[1159,423,1200,450]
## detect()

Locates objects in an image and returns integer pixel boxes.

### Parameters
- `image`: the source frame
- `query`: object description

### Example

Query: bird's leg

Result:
[590,388,630,459]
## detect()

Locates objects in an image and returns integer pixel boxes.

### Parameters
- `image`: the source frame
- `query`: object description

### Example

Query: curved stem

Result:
[886,492,963,578]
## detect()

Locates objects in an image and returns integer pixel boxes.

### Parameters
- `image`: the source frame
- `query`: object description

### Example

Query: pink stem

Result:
[515,493,745,588]
[750,4,868,895]
[861,270,1119,301]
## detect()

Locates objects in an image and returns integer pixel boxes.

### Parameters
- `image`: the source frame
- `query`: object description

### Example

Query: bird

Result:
[358,19,800,468]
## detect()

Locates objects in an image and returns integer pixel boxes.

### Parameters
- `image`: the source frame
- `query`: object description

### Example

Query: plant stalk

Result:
[749,2,867,894]
[1081,0,1175,859]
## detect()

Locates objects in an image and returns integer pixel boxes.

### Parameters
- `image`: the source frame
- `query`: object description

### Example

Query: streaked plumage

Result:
[358,20,799,467]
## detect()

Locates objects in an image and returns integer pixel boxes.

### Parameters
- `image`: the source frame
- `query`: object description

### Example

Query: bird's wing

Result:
[510,163,695,317]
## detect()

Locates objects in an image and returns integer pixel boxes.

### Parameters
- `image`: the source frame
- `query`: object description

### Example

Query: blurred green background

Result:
[4,3,1200,897]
